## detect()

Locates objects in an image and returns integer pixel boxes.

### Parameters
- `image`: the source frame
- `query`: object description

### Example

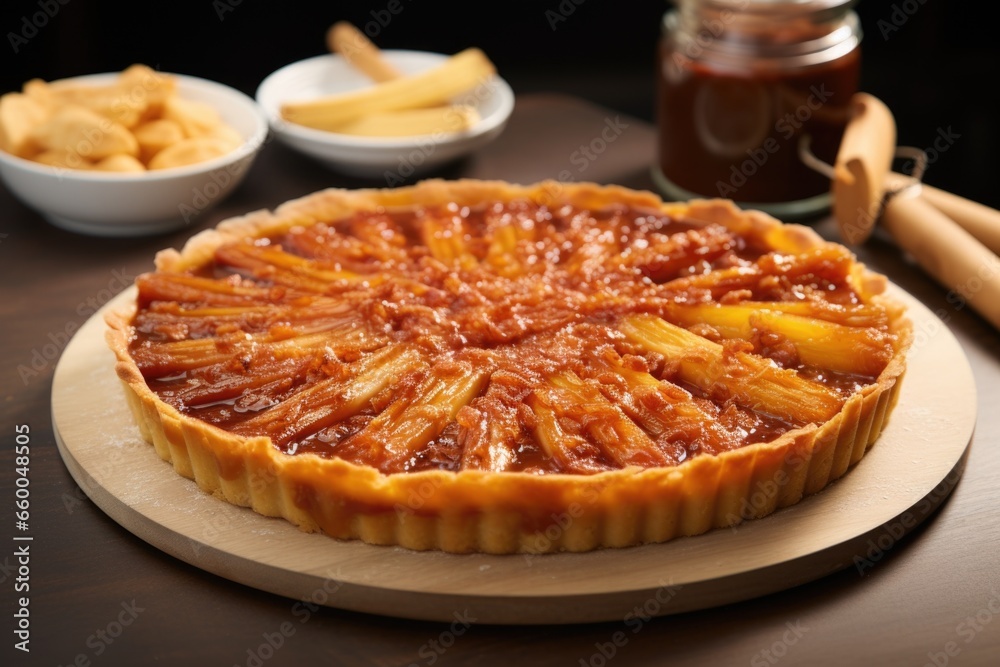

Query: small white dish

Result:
[0,73,268,237]
[255,51,514,179]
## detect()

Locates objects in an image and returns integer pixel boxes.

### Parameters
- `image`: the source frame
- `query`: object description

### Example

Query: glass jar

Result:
[655,0,862,218]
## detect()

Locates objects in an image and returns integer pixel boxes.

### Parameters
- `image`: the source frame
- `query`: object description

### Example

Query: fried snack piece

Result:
[163,97,224,138]
[148,136,231,170]
[0,93,49,157]
[94,154,146,173]
[0,65,241,172]
[29,106,139,160]
[333,105,480,137]
[324,22,486,138]
[133,119,185,163]
[32,149,91,170]
[327,21,401,83]
[281,48,495,131]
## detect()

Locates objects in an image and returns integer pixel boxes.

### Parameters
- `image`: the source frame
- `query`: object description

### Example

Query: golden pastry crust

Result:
[105,179,911,554]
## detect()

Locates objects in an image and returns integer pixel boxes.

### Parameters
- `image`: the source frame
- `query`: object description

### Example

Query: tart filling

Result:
[106,180,911,553]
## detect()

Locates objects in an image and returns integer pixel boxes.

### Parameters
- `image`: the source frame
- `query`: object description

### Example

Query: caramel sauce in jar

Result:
[655,0,861,217]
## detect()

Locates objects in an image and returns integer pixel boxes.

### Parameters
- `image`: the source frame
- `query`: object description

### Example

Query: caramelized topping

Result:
[128,200,897,474]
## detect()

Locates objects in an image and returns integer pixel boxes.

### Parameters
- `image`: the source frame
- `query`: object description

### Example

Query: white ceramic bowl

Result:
[255,51,514,179]
[0,73,268,237]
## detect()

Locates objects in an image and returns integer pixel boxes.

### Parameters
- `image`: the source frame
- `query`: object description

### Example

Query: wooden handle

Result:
[326,22,401,82]
[881,192,1000,331]
[885,172,1000,256]
[832,94,897,245]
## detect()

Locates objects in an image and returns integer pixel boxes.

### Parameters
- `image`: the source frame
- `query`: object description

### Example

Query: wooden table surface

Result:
[2,95,998,667]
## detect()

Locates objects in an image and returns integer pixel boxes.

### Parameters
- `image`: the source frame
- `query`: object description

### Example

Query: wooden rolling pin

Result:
[880,190,1000,327]
[884,172,1000,256]
[832,95,896,245]
[833,94,1000,331]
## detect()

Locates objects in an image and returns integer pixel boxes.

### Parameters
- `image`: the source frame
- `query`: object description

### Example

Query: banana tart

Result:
[106,180,911,554]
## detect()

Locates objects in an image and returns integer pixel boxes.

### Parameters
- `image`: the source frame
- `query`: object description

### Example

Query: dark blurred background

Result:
[1,0,998,207]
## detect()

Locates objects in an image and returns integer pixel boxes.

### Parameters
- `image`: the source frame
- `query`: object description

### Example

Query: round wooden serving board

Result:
[52,286,975,625]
